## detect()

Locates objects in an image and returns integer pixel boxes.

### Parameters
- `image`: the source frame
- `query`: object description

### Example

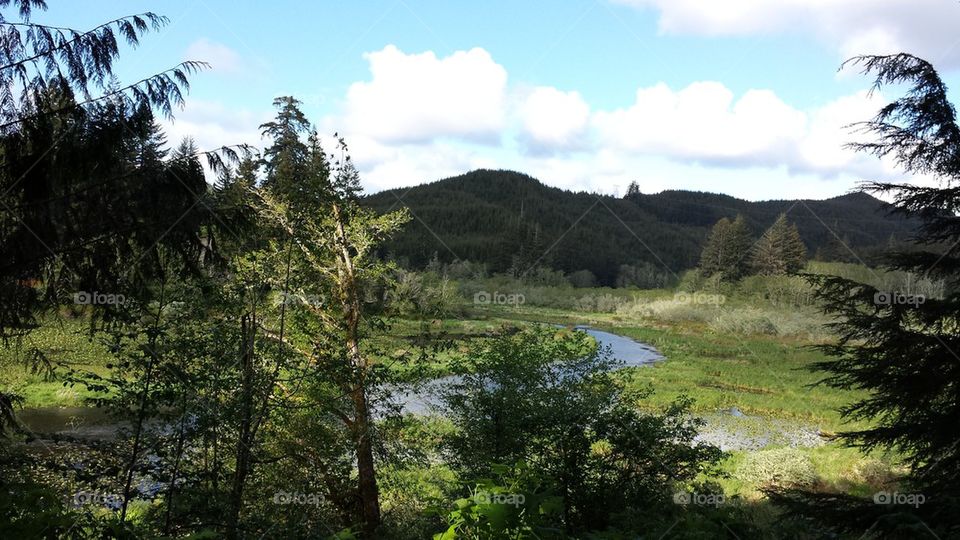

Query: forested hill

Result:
[362,169,917,285]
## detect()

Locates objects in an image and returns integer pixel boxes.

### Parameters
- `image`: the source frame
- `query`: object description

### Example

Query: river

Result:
[18,325,661,437]
[17,326,825,451]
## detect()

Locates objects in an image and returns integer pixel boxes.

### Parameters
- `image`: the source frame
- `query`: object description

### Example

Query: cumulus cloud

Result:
[589,80,909,181]
[616,0,960,68]
[341,45,508,144]
[797,90,884,173]
[592,81,807,167]
[517,86,591,153]
[327,45,901,193]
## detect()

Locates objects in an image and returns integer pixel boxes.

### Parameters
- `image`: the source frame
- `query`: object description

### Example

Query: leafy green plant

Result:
[432,463,563,540]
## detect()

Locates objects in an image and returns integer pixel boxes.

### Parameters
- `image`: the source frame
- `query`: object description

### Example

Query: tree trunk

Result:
[120,283,166,523]
[351,382,381,536]
[334,202,381,535]
[164,393,189,534]
[227,313,255,540]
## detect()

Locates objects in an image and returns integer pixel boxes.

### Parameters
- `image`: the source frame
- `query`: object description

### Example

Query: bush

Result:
[806,261,947,299]
[440,328,725,535]
[738,274,816,308]
[442,259,489,280]
[735,448,818,488]
[708,309,779,335]
[524,266,569,287]
[851,459,898,488]
[574,293,628,313]
[388,270,460,318]
[567,269,597,288]
[617,298,716,323]
[677,269,707,292]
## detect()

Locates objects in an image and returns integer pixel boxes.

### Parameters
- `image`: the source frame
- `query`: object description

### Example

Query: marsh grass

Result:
[0,317,111,407]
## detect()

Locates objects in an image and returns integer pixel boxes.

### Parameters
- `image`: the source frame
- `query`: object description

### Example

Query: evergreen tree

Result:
[775,54,960,537]
[699,214,753,280]
[259,96,310,201]
[700,217,731,276]
[0,1,227,337]
[0,1,207,130]
[750,213,806,275]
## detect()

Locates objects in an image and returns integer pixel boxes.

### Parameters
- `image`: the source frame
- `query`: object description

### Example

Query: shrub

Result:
[441,328,724,534]
[708,309,779,335]
[574,293,627,313]
[738,274,816,308]
[735,448,818,488]
[617,298,716,323]
[567,269,597,288]
[851,459,898,488]
[616,262,674,289]
[388,270,460,318]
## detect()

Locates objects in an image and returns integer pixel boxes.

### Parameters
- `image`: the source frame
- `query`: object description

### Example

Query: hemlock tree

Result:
[750,213,806,275]
[774,54,960,538]
[0,0,245,337]
[699,214,753,280]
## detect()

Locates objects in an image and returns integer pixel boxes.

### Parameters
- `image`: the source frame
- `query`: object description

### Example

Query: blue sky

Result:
[38,0,960,200]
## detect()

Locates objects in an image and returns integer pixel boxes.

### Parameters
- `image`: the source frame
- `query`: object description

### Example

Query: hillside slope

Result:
[363,169,916,285]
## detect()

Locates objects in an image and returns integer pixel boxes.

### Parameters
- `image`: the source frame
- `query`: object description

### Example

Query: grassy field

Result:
[0,318,112,407]
[2,277,904,504]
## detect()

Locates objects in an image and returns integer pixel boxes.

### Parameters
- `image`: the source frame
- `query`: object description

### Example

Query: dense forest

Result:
[363,169,918,284]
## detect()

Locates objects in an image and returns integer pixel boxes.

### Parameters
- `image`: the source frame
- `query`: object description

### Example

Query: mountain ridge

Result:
[363,169,916,285]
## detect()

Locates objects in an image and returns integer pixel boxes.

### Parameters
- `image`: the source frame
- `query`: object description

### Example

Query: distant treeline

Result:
[363,169,920,285]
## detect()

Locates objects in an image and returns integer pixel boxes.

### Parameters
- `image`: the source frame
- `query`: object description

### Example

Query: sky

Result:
[39,0,960,200]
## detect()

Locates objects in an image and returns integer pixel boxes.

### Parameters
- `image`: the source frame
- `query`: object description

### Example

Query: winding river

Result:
[17,326,826,450]
[18,325,661,437]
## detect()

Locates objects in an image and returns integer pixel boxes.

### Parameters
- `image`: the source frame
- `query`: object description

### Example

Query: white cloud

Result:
[616,0,960,68]
[588,81,916,183]
[592,81,807,167]
[518,86,591,153]
[797,90,882,173]
[342,45,508,144]
[184,38,247,76]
